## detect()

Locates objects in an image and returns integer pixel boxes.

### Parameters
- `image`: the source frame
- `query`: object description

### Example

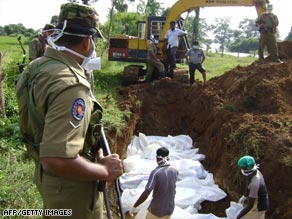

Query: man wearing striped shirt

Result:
[130,147,178,219]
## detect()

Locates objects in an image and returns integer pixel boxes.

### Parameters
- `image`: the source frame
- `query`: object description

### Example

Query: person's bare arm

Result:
[237,197,255,219]
[133,189,151,208]
[41,149,122,182]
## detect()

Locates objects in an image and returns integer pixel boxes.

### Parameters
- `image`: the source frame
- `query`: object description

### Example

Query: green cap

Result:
[57,3,102,37]
[237,155,256,169]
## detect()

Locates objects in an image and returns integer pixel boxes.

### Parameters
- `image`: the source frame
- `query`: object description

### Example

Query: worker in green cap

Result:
[236,155,269,219]
[15,3,122,219]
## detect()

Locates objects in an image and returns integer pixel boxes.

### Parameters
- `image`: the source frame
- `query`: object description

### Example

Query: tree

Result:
[136,0,163,16]
[1,24,36,37]
[226,18,259,54]
[102,11,143,36]
[0,27,6,36]
[212,17,233,57]
[184,16,211,48]
[50,16,59,26]
[67,0,98,5]
[192,8,200,41]
[285,27,292,40]
[238,18,259,38]
[145,0,163,16]
[113,0,128,12]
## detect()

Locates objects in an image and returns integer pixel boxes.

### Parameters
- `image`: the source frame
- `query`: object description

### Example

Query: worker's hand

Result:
[129,206,136,217]
[239,195,247,205]
[96,149,123,181]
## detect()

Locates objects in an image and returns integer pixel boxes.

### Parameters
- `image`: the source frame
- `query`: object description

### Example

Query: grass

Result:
[0,35,257,213]
[0,36,29,65]
[177,51,256,81]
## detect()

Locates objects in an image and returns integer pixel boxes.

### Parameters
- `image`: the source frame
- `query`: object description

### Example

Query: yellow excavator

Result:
[108,0,268,85]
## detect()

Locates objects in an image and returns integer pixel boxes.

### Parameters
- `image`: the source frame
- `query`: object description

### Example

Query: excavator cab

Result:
[108,16,189,64]
[108,16,189,85]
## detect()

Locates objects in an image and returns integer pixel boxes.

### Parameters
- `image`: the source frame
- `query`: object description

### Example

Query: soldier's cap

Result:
[57,3,103,38]
[266,4,273,11]
[43,24,55,31]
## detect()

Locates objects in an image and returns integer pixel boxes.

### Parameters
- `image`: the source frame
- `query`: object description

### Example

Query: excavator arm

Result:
[159,0,268,49]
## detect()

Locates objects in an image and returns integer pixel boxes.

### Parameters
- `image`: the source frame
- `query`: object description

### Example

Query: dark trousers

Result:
[189,63,206,84]
[167,47,177,78]
[258,32,279,62]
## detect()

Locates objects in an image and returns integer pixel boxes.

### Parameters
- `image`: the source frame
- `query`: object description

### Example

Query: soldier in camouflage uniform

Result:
[146,37,165,82]
[29,24,55,61]
[15,3,123,219]
[256,4,281,63]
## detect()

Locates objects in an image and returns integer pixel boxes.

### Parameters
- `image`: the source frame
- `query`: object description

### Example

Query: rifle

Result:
[17,36,26,73]
[99,126,125,219]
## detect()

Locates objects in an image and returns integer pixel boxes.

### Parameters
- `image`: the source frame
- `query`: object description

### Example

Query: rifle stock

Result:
[100,126,125,219]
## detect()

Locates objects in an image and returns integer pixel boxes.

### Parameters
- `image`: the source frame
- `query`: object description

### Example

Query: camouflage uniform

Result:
[256,11,280,63]
[16,3,106,219]
[29,35,47,61]
[29,24,55,61]
[146,41,165,82]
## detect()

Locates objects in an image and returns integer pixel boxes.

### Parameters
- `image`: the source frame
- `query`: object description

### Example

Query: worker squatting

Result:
[2,209,72,217]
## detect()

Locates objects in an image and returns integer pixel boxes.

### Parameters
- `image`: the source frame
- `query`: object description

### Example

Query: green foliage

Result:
[228,38,258,53]
[238,18,259,38]
[285,27,292,40]
[145,0,164,16]
[212,17,233,55]
[0,36,29,66]
[102,12,144,36]
[0,24,36,37]
[184,17,211,46]
[203,52,256,81]
[0,150,42,213]
[113,0,129,12]
[93,58,130,134]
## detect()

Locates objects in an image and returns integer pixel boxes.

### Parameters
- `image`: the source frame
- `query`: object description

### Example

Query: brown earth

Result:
[109,41,292,219]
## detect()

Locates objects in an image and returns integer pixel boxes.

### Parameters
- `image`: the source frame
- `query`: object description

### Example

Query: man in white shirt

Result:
[164,21,186,78]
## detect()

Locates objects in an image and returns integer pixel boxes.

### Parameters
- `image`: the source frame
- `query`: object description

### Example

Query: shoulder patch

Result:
[72,98,86,121]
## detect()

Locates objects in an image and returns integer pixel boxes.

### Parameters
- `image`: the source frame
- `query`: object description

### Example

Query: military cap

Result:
[57,3,102,37]
[43,24,55,31]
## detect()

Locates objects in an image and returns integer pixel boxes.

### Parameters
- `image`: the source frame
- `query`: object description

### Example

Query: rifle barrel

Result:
[100,126,125,219]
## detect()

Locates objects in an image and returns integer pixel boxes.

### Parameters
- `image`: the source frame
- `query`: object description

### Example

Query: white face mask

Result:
[47,24,101,71]
[81,45,101,71]
[241,165,257,176]
[157,155,170,166]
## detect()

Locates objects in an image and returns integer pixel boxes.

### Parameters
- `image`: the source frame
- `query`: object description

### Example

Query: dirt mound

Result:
[116,59,292,219]
[278,40,292,60]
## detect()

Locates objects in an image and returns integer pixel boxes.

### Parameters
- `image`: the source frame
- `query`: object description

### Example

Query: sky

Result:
[0,0,291,40]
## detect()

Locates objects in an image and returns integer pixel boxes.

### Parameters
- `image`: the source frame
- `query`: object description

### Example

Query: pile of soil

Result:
[112,41,292,219]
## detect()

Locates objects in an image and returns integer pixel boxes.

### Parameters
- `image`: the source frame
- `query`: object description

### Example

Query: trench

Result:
[109,55,292,219]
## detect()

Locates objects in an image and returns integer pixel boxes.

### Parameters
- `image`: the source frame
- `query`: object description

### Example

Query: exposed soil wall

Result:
[112,41,292,219]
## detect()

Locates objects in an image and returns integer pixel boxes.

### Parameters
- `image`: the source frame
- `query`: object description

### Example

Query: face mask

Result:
[193,45,200,49]
[47,25,101,71]
[241,165,257,176]
[81,44,101,71]
[157,155,170,166]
